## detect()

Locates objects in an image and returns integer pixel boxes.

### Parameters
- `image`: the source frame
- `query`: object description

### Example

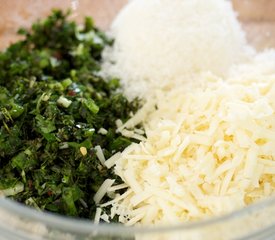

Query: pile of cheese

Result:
[99,74,275,226]
[95,0,275,227]
[102,0,253,99]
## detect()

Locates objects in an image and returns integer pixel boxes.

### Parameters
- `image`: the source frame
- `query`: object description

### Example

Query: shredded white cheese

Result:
[94,145,106,165]
[94,179,115,204]
[94,207,102,224]
[104,152,122,169]
[106,75,275,226]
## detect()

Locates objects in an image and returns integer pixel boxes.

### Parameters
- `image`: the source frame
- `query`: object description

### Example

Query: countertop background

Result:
[0,0,275,50]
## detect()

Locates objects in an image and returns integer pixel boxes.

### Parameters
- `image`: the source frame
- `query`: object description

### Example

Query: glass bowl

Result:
[1,1,275,239]
[1,196,275,240]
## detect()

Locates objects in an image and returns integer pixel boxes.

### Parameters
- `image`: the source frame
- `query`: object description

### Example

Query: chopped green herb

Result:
[0,10,141,220]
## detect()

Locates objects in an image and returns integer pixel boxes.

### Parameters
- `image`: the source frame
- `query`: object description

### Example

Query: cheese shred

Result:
[107,75,275,226]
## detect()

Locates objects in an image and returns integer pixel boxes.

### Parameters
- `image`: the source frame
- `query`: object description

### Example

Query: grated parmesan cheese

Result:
[105,74,275,226]
[102,0,253,100]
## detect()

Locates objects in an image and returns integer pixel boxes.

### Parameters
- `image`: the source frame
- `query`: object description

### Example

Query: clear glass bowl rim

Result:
[1,195,275,235]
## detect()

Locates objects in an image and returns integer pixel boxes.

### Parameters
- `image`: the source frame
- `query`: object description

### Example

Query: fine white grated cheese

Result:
[102,0,253,100]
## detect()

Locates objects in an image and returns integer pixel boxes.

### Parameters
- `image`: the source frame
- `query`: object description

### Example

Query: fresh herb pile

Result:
[0,10,140,219]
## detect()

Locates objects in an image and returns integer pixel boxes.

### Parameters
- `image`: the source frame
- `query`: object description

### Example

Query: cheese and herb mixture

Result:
[1,0,275,229]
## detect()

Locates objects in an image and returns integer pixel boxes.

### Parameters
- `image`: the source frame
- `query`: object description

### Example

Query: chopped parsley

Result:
[0,10,141,220]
